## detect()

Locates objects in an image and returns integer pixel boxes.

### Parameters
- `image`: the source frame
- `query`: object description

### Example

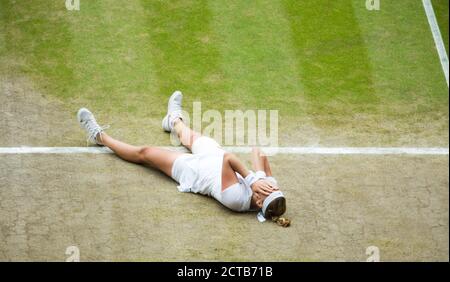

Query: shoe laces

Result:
[83,119,109,145]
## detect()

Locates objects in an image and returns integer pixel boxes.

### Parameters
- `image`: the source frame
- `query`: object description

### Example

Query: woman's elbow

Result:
[224,152,237,162]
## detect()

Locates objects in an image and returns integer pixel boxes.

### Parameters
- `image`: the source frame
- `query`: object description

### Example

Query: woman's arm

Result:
[226,153,250,178]
[226,153,276,196]
[251,148,273,176]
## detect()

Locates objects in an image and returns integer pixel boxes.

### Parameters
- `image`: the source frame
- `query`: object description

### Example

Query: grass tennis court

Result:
[1,0,448,146]
[0,0,448,261]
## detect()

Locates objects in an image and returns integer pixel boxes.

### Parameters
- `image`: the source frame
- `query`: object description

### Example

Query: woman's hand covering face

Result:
[251,179,279,196]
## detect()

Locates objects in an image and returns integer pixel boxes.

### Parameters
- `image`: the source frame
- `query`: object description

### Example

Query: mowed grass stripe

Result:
[64,0,173,145]
[353,0,448,100]
[1,0,177,145]
[66,0,160,117]
[0,1,73,83]
[282,0,377,108]
[208,0,305,115]
[352,0,448,145]
[357,0,449,146]
[280,0,384,139]
[140,0,225,112]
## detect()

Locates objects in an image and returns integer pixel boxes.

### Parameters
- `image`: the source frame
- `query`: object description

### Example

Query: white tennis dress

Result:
[171,137,277,212]
[171,137,225,201]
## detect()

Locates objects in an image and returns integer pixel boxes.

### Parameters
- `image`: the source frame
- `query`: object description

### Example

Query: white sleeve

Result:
[265,176,278,186]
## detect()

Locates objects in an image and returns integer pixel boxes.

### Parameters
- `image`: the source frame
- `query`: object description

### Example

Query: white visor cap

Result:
[256,191,285,222]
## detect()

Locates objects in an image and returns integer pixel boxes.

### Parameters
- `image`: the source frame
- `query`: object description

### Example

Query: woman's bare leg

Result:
[100,133,183,177]
[172,118,202,151]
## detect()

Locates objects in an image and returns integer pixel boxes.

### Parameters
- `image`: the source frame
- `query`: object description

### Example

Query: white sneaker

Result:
[77,108,108,145]
[162,90,183,132]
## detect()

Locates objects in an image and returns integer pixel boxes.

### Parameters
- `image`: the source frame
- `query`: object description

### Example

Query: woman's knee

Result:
[252,147,266,158]
[138,146,154,163]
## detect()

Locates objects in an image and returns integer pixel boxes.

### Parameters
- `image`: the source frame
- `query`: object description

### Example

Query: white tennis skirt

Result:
[171,137,225,200]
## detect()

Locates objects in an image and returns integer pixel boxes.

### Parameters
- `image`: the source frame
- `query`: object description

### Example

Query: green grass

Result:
[0,0,448,146]
[283,0,376,105]
[0,1,73,94]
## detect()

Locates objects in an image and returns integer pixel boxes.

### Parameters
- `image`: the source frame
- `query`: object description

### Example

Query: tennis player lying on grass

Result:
[77,91,290,227]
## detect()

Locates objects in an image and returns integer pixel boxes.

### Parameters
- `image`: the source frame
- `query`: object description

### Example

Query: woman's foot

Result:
[77,108,107,145]
[162,90,183,132]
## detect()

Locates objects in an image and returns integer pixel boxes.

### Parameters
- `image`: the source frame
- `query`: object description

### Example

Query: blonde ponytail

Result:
[272,216,291,227]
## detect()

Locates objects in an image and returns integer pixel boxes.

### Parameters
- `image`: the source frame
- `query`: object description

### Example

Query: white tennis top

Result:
[171,149,277,212]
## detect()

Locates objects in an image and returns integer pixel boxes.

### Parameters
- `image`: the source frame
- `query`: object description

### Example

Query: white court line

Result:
[0,146,448,155]
[423,0,449,87]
